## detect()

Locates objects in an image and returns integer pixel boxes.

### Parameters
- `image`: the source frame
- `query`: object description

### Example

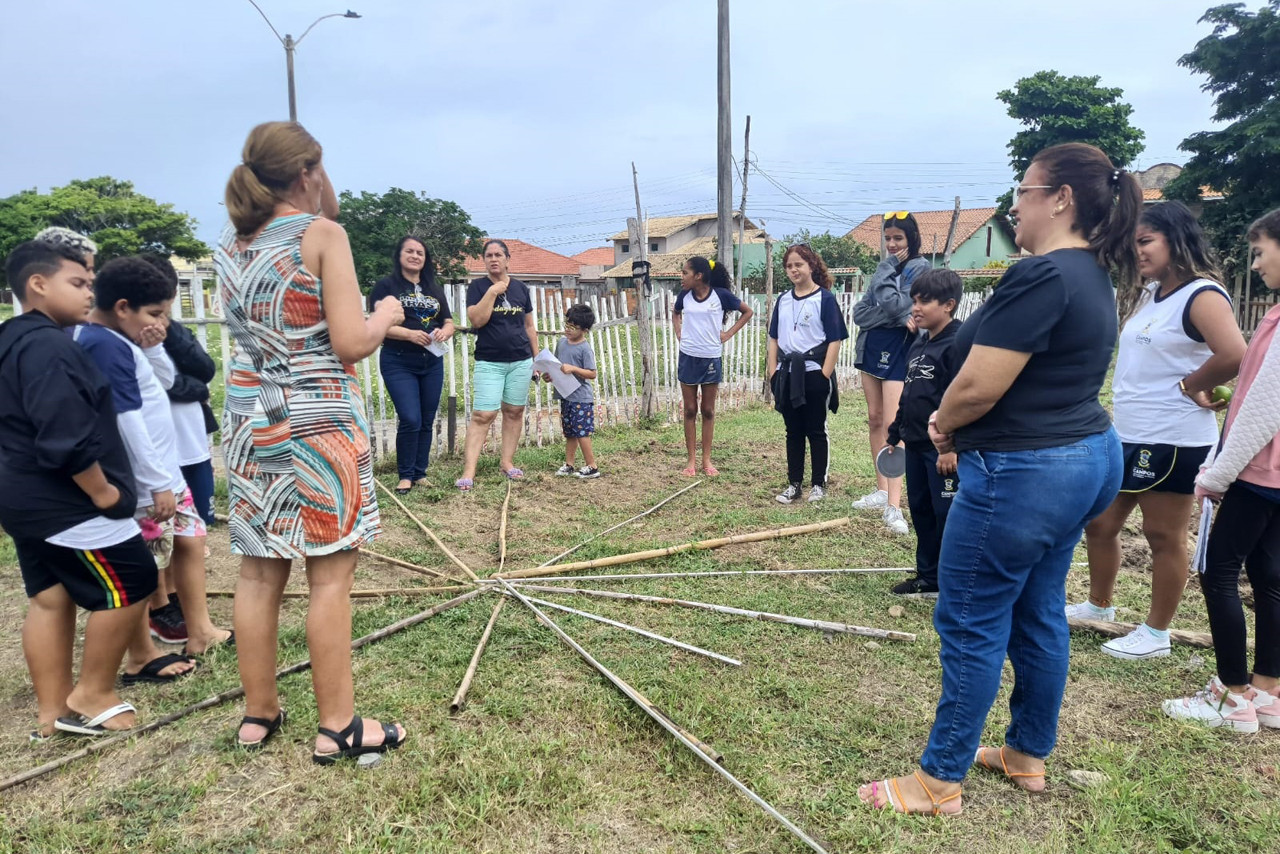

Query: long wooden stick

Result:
[497,518,850,580]
[1069,616,1244,650]
[496,579,828,853]
[450,595,507,713]
[0,588,484,794]
[376,479,482,582]
[206,585,470,599]
[535,480,703,568]
[515,584,915,642]
[498,480,512,574]
[361,547,455,581]
[525,596,742,667]
[498,567,913,584]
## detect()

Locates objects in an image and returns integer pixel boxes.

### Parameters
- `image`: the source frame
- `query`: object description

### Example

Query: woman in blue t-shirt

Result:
[370,236,455,495]
[859,143,1141,815]
[851,213,931,535]
[672,256,753,477]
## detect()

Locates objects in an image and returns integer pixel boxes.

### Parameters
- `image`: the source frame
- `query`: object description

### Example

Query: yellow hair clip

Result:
[708,259,716,269]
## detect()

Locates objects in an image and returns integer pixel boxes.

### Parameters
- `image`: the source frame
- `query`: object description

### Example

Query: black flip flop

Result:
[311,715,405,765]
[54,702,136,736]
[121,653,198,686]
[237,708,286,751]
[395,483,413,495]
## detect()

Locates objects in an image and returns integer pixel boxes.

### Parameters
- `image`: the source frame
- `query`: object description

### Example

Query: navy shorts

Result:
[1119,442,1211,494]
[857,327,912,381]
[561,400,595,438]
[678,353,723,386]
[16,534,157,611]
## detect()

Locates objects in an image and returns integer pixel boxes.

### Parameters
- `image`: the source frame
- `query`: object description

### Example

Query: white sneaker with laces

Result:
[554,464,575,476]
[1065,600,1116,621]
[883,505,908,535]
[1102,625,1171,660]
[807,486,825,503]
[575,466,601,479]
[1162,676,1259,733]
[1244,683,1280,729]
[852,489,888,510]
[776,484,801,505]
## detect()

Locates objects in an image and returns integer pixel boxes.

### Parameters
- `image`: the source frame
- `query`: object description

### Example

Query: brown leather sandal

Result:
[973,746,1046,791]
[861,771,963,816]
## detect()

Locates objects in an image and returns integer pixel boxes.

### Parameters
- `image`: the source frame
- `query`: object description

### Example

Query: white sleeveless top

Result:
[1112,278,1229,446]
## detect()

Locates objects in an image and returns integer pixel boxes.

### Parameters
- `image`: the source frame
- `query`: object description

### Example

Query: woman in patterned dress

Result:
[216,121,407,763]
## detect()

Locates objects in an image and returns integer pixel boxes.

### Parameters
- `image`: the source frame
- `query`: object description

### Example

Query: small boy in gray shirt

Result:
[545,304,600,478]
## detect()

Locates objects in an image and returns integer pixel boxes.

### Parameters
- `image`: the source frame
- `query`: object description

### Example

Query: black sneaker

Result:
[575,466,601,479]
[149,603,189,643]
[776,483,802,504]
[891,577,940,599]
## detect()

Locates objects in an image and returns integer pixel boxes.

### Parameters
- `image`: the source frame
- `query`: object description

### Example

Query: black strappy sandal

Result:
[311,715,405,765]
[236,708,286,751]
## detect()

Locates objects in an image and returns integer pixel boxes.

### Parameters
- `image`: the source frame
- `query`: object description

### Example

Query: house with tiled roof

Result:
[600,230,770,287]
[845,207,1017,271]
[460,239,582,286]
[1132,163,1223,207]
[571,246,615,284]
[608,212,757,269]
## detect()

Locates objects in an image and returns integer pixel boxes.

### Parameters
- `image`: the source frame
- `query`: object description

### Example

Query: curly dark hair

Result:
[94,256,177,310]
[781,244,831,289]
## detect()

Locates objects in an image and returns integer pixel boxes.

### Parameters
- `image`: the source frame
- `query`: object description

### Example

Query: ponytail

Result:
[225,121,322,238]
[686,255,732,290]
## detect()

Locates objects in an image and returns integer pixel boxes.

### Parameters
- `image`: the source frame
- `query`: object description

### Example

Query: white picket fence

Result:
[180,281,968,462]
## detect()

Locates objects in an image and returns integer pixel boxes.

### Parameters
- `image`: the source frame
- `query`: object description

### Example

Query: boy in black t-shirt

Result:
[885,269,964,598]
[0,242,157,739]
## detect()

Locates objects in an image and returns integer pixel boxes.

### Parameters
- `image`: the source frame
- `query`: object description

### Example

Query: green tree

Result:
[995,71,1146,213]
[1164,1,1280,275]
[745,230,877,289]
[0,177,208,284]
[337,188,484,288]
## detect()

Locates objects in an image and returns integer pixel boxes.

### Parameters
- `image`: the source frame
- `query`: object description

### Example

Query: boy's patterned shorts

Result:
[137,486,207,570]
[560,400,595,439]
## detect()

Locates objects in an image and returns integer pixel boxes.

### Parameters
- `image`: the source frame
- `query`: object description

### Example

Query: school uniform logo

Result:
[879,351,891,366]
[1131,447,1156,481]
[941,478,957,499]
[1135,321,1154,346]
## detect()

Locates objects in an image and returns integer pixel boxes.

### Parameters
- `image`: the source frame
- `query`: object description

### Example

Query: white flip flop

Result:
[54,702,136,736]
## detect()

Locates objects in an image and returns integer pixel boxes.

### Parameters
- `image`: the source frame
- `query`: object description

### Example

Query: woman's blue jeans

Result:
[920,428,1121,782]
[380,347,445,481]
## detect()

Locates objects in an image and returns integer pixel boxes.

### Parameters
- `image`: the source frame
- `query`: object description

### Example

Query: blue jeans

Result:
[380,347,445,481]
[920,428,1121,782]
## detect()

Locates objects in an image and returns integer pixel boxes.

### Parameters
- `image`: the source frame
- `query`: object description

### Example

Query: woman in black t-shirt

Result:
[370,236,455,494]
[858,143,1141,816]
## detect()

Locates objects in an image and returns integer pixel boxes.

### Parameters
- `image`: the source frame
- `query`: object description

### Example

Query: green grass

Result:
[0,400,1276,853]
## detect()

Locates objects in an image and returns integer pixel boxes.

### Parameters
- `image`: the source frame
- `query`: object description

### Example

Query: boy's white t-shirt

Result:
[675,286,743,359]
[170,401,212,466]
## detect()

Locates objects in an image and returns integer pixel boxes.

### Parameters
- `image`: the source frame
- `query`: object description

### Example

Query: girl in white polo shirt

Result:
[673,256,753,477]
[1071,201,1246,660]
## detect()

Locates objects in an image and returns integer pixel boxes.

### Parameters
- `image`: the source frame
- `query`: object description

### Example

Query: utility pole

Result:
[734,115,751,292]
[941,196,962,268]
[762,230,774,403]
[716,0,734,281]
[285,36,297,120]
[245,2,360,122]
[630,162,657,418]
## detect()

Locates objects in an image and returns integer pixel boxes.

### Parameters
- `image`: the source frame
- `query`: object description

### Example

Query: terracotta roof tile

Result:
[846,207,1001,255]
[464,239,581,278]
[608,212,758,241]
[571,247,615,266]
[601,231,767,279]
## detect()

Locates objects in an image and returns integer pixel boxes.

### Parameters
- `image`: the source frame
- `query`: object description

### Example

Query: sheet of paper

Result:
[533,347,582,399]
[1192,497,1214,575]
[426,339,448,357]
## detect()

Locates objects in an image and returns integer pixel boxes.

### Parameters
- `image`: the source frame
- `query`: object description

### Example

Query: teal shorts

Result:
[473,359,534,411]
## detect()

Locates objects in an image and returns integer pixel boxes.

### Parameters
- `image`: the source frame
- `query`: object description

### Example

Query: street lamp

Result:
[245,1,361,121]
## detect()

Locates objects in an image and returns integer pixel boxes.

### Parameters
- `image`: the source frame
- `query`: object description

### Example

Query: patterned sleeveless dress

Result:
[214,212,381,557]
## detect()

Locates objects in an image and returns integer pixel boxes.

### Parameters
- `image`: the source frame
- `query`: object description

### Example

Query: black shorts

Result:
[16,534,157,611]
[1119,443,1212,494]
[857,327,911,381]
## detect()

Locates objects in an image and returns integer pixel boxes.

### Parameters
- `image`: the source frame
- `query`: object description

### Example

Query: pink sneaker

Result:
[1244,683,1280,729]
[1162,677,1259,733]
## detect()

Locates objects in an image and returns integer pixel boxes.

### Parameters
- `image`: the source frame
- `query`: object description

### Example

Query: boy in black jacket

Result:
[0,242,158,738]
[885,269,965,598]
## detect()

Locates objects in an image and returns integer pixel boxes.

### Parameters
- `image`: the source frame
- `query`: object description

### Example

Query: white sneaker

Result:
[1065,600,1116,621]
[852,489,888,510]
[554,464,575,476]
[807,486,825,503]
[1162,676,1259,733]
[1243,683,1280,729]
[1101,625,1171,660]
[883,505,909,535]
[776,484,801,505]
[575,466,601,479]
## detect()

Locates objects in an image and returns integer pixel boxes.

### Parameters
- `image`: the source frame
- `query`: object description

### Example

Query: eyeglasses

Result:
[564,322,581,331]
[787,241,810,250]
[883,211,910,221]
[1015,185,1054,198]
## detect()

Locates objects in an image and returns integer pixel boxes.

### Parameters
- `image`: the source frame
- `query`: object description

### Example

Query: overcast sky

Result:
[0,0,1224,256]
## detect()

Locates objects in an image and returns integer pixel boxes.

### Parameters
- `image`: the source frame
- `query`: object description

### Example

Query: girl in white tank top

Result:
[1072,202,1247,659]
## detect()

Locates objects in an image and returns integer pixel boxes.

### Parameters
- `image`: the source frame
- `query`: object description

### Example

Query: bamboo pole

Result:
[375,479,481,582]
[503,567,913,584]
[515,584,915,642]
[525,595,742,667]
[535,480,704,569]
[450,595,507,713]
[497,517,850,580]
[497,578,828,853]
[498,480,512,574]
[207,585,470,599]
[0,587,484,794]
[1069,616,1243,651]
